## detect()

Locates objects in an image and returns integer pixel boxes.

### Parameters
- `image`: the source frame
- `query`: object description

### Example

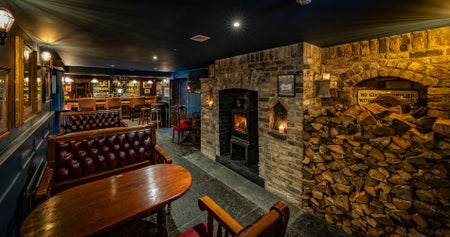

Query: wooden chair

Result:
[178,196,290,237]
[178,105,187,115]
[105,97,122,110]
[171,110,191,143]
[128,97,146,121]
[77,98,97,111]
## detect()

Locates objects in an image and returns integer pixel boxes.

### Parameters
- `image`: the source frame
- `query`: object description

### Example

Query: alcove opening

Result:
[269,101,288,134]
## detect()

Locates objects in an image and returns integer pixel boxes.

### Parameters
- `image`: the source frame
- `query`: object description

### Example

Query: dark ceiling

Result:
[3,0,450,72]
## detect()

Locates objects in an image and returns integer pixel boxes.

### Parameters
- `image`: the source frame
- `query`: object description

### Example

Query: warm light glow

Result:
[153,55,158,60]
[233,113,247,134]
[148,80,153,84]
[233,21,240,28]
[131,79,138,84]
[91,78,98,83]
[279,124,285,133]
[41,51,52,62]
[208,100,213,107]
[322,73,330,80]
[24,49,31,60]
[64,77,73,84]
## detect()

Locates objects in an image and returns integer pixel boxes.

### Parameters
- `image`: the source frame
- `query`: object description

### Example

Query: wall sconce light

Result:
[322,73,331,80]
[0,7,14,45]
[206,86,213,109]
[24,48,31,60]
[64,77,73,84]
[41,51,52,63]
[91,78,99,83]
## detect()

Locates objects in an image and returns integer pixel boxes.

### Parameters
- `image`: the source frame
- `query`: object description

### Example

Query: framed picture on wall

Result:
[0,66,10,136]
[164,87,170,97]
[142,81,153,88]
[144,88,151,94]
[278,75,295,97]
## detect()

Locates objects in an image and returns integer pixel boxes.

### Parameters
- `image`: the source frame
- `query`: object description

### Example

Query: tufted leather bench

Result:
[59,109,127,135]
[36,124,172,202]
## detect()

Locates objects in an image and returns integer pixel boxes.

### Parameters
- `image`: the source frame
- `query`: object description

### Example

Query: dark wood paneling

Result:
[0,112,54,237]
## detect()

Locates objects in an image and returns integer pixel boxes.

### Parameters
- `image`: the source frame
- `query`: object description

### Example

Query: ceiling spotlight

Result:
[233,21,240,28]
[296,0,312,5]
[153,55,158,60]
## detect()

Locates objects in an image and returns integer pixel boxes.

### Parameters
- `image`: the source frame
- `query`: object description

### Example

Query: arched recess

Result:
[342,62,441,88]
[269,100,288,133]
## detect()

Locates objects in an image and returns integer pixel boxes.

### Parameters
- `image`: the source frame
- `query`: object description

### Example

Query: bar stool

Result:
[150,108,162,129]
[138,107,151,125]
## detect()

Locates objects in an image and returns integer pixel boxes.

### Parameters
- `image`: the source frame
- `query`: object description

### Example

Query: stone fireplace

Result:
[200,26,449,236]
[214,89,261,184]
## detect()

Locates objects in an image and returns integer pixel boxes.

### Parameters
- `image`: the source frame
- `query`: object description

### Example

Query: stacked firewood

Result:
[302,102,450,236]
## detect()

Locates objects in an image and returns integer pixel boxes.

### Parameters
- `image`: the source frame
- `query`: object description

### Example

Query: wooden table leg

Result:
[157,206,168,237]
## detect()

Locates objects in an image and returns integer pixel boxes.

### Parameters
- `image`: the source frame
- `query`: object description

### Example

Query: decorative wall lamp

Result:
[41,51,52,64]
[206,86,214,109]
[0,7,14,45]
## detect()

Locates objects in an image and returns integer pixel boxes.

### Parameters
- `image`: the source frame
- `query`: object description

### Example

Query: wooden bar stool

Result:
[150,108,162,129]
[138,107,151,125]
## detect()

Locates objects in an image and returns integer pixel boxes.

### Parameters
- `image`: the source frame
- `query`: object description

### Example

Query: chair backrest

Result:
[197,196,290,237]
[105,97,122,109]
[170,110,181,127]
[178,105,187,115]
[78,98,96,111]
[130,97,145,109]
[236,201,289,237]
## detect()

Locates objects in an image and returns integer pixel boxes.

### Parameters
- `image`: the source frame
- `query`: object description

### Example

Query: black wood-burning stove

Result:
[230,97,258,166]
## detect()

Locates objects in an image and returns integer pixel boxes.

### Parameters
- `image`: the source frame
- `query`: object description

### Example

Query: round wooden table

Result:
[20,164,192,237]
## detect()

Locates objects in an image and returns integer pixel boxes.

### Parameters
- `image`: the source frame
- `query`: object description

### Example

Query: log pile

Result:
[302,103,450,236]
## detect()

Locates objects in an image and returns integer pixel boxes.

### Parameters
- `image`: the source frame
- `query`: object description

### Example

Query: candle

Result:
[279,125,285,133]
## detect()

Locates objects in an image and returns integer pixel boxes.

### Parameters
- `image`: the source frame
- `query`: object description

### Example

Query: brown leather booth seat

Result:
[59,109,127,135]
[37,124,172,201]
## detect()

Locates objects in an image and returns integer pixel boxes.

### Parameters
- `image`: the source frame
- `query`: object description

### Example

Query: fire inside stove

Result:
[233,113,247,134]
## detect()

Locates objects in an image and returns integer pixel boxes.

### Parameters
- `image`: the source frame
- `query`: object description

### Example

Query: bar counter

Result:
[64,96,160,109]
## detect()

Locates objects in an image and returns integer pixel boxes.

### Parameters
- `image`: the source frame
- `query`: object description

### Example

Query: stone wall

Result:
[302,26,450,236]
[201,25,449,236]
[321,26,450,118]
[201,44,305,205]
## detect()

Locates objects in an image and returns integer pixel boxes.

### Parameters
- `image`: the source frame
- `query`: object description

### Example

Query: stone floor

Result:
[134,122,351,237]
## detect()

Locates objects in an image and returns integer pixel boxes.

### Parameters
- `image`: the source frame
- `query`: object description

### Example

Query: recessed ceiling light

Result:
[190,35,210,42]
[233,21,240,28]
[153,55,158,60]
